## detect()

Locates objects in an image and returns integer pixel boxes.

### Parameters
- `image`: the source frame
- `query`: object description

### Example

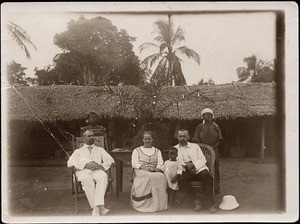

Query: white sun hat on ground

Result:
[219,195,239,210]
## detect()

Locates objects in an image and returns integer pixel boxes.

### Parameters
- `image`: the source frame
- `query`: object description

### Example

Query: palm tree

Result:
[6,21,37,59]
[139,15,200,86]
[236,55,276,83]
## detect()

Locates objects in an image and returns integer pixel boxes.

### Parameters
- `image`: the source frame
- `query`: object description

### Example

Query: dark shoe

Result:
[208,205,216,213]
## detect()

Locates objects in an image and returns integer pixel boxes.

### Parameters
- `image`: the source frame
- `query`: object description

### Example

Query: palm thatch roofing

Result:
[6,83,276,122]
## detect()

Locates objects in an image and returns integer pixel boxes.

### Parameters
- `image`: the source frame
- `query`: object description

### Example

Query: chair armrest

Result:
[71,166,79,183]
[197,143,216,177]
[105,164,115,181]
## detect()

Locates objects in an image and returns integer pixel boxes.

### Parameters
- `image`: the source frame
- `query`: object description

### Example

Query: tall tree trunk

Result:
[167,60,173,86]
[82,65,93,85]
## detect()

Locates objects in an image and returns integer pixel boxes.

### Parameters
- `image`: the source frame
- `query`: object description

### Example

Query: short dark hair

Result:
[169,147,178,153]
[177,129,189,134]
[86,111,99,120]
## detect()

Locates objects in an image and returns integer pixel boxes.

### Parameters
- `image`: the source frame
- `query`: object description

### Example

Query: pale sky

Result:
[2,4,276,85]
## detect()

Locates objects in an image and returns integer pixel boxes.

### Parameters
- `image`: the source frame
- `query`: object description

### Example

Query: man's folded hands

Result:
[84,161,105,171]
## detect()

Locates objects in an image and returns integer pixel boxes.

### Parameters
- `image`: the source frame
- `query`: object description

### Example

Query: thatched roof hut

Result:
[6,83,276,122]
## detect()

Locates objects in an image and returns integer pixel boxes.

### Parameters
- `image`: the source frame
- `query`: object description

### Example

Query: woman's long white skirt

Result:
[131,169,168,212]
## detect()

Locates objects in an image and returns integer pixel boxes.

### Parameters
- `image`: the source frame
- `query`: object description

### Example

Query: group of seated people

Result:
[67,108,223,216]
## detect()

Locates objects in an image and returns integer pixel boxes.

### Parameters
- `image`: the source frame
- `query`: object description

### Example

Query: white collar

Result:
[177,142,191,148]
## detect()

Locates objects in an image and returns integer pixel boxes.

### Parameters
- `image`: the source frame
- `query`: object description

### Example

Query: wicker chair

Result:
[70,134,114,213]
[176,143,215,207]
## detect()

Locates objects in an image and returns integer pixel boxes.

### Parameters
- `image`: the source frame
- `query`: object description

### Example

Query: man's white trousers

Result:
[77,170,108,208]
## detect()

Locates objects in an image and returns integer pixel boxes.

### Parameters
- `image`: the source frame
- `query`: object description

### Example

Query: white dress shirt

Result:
[174,142,208,174]
[67,144,114,173]
[131,146,164,170]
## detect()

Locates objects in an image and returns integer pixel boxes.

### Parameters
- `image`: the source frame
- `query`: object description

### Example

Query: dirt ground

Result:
[3,157,285,222]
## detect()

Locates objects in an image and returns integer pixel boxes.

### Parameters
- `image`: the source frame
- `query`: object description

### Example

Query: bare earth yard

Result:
[3,157,285,222]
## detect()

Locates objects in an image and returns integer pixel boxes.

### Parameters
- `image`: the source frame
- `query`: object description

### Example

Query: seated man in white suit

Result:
[67,130,114,216]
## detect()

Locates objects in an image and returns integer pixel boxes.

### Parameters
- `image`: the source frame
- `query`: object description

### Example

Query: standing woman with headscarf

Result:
[192,108,223,194]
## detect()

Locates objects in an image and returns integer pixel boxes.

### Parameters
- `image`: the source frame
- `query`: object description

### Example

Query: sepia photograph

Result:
[1,2,298,223]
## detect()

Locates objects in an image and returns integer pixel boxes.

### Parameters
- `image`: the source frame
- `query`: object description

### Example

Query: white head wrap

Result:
[201,108,214,124]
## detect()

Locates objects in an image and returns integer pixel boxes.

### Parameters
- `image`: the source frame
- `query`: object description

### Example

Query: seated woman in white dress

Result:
[131,131,168,212]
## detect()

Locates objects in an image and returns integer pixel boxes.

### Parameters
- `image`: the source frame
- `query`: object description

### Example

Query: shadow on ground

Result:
[4,157,284,219]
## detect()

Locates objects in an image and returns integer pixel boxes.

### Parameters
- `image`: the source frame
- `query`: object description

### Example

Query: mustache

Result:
[87,138,95,145]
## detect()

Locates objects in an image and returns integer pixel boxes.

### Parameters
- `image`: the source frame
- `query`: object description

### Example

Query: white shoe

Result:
[100,207,110,215]
[92,207,100,216]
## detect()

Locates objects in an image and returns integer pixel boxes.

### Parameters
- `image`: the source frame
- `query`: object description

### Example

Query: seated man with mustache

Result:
[67,130,114,216]
[174,129,216,213]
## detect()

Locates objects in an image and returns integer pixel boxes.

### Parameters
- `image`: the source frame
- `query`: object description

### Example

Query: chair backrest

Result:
[197,143,215,178]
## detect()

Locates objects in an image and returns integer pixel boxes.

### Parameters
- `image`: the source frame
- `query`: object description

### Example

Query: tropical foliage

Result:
[236,55,276,83]
[40,16,144,86]
[34,65,71,86]
[198,78,215,85]
[97,83,210,150]
[7,61,36,86]
[6,21,37,59]
[140,16,200,86]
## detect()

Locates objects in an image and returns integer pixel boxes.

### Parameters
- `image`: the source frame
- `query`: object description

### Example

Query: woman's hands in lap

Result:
[140,165,162,173]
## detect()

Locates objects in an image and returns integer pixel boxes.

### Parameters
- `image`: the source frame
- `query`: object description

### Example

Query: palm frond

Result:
[172,26,185,45]
[172,57,186,85]
[154,20,171,36]
[141,52,163,69]
[153,35,166,44]
[175,46,200,65]
[150,57,168,85]
[141,67,152,80]
[24,47,32,59]
[159,43,169,53]
[154,19,173,45]
[244,55,257,63]
[7,26,32,59]
[139,42,159,53]
[143,17,198,86]
[7,21,37,59]
[244,55,257,70]
[236,67,250,82]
